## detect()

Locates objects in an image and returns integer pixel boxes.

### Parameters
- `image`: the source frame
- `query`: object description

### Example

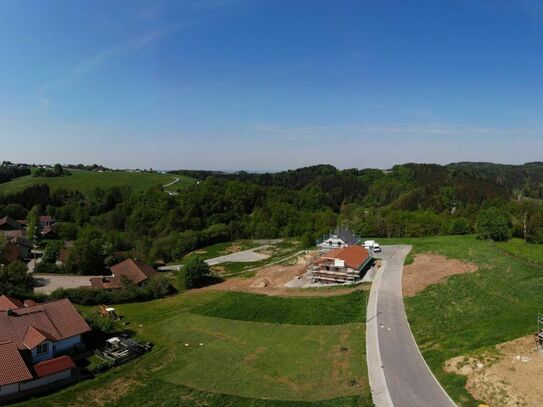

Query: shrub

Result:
[49,275,173,305]
[182,256,211,289]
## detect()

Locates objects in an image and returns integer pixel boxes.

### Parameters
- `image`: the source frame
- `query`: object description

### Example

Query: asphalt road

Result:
[367,245,456,407]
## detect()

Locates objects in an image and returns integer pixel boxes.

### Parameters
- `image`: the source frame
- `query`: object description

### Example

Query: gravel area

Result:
[33,274,93,294]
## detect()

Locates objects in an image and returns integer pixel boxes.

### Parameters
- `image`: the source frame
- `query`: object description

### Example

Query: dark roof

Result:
[110,259,157,285]
[39,215,54,223]
[337,229,359,245]
[319,245,370,269]
[0,216,22,230]
[90,276,123,290]
[33,355,76,378]
[0,299,91,350]
[0,341,33,385]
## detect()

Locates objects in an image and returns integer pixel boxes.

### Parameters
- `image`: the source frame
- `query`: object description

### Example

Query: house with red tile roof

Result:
[90,258,157,289]
[312,245,372,284]
[0,296,90,400]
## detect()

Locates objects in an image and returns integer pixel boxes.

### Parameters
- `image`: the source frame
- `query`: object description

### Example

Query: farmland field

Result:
[381,235,543,406]
[0,169,195,195]
[16,290,371,407]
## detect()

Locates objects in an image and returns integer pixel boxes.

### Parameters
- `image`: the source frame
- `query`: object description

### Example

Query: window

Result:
[37,342,49,355]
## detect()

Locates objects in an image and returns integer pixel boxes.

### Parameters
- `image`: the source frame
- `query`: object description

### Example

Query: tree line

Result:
[1,163,542,277]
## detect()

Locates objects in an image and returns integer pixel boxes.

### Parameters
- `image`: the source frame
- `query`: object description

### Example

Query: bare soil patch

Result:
[403,254,478,297]
[198,251,366,297]
[445,335,543,407]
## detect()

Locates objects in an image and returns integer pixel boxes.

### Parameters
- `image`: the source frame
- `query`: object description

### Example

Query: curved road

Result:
[366,245,456,407]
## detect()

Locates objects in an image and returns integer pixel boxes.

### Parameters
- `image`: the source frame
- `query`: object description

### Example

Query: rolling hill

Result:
[0,169,195,195]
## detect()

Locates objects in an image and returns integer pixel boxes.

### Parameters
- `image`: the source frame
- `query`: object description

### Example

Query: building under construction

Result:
[312,245,372,284]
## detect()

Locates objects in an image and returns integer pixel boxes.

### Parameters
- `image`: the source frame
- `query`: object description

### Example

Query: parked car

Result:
[373,243,381,253]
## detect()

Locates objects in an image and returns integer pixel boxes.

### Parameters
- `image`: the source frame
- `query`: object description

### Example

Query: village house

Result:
[0,216,23,231]
[318,228,360,252]
[39,216,55,229]
[0,296,90,401]
[90,258,157,289]
[312,245,372,284]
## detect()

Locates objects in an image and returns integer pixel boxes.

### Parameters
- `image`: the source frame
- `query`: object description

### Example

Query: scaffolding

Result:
[535,313,543,352]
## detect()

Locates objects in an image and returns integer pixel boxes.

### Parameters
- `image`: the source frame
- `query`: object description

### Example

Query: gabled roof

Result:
[0,299,91,350]
[319,245,370,269]
[0,295,24,311]
[23,326,52,350]
[33,355,76,378]
[39,215,54,223]
[90,276,123,290]
[110,259,157,285]
[0,216,22,230]
[337,229,359,245]
[0,341,33,386]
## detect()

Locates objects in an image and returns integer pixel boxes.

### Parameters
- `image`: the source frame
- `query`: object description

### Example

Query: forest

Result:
[1,162,543,275]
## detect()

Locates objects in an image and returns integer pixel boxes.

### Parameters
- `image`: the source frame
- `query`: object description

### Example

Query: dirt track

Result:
[402,254,478,296]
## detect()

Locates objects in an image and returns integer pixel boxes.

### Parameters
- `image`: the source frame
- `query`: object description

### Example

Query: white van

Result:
[364,240,375,250]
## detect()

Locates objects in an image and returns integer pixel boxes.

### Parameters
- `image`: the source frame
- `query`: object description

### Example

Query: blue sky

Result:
[1,0,543,170]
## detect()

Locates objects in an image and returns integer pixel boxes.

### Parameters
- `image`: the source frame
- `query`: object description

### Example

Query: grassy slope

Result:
[193,290,366,325]
[382,235,543,406]
[17,291,371,407]
[0,170,194,195]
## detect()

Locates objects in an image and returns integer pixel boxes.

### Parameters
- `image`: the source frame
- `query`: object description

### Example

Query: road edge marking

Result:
[366,259,394,407]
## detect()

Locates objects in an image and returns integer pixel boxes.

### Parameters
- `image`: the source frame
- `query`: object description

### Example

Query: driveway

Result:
[33,274,93,294]
[366,245,456,406]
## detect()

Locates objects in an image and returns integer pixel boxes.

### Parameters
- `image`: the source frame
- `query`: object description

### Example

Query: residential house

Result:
[312,245,372,284]
[318,228,360,252]
[90,258,157,289]
[0,296,90,401]
[2,235,32,264]
[39,216,54,229]
[0,217,23,231]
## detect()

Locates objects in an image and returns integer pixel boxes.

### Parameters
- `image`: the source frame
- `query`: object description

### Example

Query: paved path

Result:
[33,274,93,294]
[366,245,456,407]
[205,245,271,266]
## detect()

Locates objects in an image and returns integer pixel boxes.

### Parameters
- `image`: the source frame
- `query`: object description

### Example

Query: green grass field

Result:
[496,238,543,266]
[381,235,543,406]
[16,290,371,407]
[0,169,195,195]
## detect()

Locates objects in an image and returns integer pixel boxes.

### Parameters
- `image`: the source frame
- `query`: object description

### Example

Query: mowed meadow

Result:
[382,235,543,406]
[0,169,195,195]
[16,290,372,407]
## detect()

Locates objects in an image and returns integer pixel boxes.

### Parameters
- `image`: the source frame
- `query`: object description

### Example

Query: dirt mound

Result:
[250,278,270,288]
[445,335,542,407]
[403,254,477,297]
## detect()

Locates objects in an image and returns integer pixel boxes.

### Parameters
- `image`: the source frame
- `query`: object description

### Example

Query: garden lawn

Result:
[16,290,371,407]
[381,235,543,406]
[0,169,194,195]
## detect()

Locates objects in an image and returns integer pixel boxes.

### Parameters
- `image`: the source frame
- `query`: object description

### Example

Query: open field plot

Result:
[497,238,543,266]
[16,290,371,407]
[0,169,194,195]
[381,235,543,406]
